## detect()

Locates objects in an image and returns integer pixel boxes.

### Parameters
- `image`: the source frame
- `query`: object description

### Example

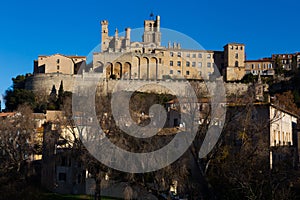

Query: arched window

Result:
[235,61,239,67]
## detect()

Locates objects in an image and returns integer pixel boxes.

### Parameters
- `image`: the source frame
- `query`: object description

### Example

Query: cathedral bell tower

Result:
[101,20,109,52]
[142,14,161,46]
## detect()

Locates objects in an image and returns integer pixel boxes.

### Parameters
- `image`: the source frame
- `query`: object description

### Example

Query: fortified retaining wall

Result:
[25,73,77,94]
[25,73,250,97]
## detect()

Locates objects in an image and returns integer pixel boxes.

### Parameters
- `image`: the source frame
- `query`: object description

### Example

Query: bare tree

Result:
[207,98,297,200]
[0,104,36,196]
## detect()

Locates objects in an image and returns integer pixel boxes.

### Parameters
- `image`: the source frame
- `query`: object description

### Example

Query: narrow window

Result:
[235,61,239,67]
[235,53,238,59]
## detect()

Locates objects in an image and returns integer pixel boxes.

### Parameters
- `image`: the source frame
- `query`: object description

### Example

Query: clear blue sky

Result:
[0,0,299,110]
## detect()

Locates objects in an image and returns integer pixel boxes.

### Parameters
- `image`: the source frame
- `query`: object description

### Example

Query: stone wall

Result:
[25,73,77,95]
[103,79,249,97]
[25,73,250,97]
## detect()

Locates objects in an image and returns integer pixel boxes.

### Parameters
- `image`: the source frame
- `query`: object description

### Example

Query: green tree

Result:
[4,88,35,112]
[3,74,36,112]
[291,55,298,73]
[56,81,64,109]
[12,74,27,90]
[274,56,285,75]
[241,73,257,84]
[47,85,57,110]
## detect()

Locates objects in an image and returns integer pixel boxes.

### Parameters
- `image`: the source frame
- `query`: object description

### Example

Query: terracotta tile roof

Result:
[0,112,16,118]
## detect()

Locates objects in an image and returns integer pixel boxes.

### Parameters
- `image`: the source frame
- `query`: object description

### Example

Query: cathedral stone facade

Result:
[91,15,246,82]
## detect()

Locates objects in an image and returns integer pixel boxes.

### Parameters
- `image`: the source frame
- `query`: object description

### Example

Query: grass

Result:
[40,193,120,200]
[0,180,121,200]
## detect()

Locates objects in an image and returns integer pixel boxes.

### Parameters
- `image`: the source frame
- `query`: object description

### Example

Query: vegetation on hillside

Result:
[3,75,71,112]
[2,71,300,199]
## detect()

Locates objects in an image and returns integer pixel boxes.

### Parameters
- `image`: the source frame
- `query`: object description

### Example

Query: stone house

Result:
[245,58,275,76]
[41,122,86,194]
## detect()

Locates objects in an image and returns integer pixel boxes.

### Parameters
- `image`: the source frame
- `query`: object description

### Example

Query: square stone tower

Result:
[224,43,246,81]
[142,15,161,46]
[101,20,109,52]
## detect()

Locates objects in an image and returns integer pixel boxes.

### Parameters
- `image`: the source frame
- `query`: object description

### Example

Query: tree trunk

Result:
[94,175,101,200]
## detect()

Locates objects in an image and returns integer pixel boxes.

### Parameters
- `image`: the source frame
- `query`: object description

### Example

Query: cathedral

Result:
[28,15,248,96]
[91,15,246,81]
